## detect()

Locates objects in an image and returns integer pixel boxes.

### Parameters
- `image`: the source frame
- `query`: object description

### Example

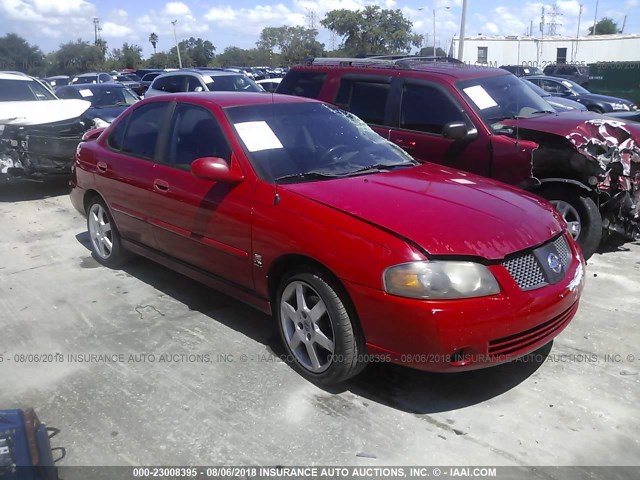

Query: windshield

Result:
[457,74,552,129]
[57,86,138,107]
[0,79,57,101]
[226,102,416,183]
[205,75,262,92]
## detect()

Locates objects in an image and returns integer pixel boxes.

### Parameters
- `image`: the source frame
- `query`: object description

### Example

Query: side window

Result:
[399,83,464,135]
[541,79,562,94]
[107,116,128,151]
[99,74,112,83]
[120,103,169,159]
[276,71,327,98]
[165,104,231,168]
[335,79,390,125]
[187,76,204,92]
[153,76,184,93]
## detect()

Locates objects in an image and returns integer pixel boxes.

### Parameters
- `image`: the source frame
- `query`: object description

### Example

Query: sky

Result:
[0,0,639,57]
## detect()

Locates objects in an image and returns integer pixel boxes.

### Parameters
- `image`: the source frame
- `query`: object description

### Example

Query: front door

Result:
[148,102,255,290]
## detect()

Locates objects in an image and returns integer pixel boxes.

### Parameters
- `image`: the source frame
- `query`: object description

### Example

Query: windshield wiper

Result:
[274,171,340,183]
[346,162,416,176]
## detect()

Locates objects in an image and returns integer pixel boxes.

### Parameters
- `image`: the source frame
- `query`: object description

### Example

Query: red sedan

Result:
[70,92,585,385]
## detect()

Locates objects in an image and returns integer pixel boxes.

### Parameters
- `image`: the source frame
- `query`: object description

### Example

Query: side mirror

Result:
[81,127,106,142]
[442,122,477,141]
[191,157,244,183]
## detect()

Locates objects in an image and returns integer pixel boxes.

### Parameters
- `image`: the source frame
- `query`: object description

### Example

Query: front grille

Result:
[488,302,578,357]
[502,253,546,290]
[502,235,572,291]
[553,235,571,268]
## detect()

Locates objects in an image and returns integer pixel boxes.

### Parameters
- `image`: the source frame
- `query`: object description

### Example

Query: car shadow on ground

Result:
[75,233,551,414]
[0,176,70,202]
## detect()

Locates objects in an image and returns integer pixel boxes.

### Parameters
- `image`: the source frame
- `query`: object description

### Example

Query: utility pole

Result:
[592,0,599,35]
[171,20,183,69]
[457,0,467,60]
[621,15,627,33]
[575,4,583,61]
[93,18,101,44]
[306,9,317,29]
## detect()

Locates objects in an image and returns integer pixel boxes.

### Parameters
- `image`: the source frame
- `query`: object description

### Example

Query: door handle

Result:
[96,161,108,172]
[153,179,169,192]
[394,139,416,151]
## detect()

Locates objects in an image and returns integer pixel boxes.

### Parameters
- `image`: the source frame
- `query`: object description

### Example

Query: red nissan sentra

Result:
[70,92,585,385]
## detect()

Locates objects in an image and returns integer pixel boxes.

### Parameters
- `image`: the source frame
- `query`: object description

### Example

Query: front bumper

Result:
[347,236,585,372]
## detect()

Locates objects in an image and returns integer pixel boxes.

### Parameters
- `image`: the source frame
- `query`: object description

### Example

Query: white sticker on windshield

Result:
[463,85,498,110]
[234,121,284,152]
[202,75,213,84]
[79,89,93,97]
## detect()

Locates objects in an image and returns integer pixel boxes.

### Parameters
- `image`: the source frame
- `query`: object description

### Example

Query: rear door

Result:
[387,79,491,176]
[94,101,171,247]
[148,102,255,290]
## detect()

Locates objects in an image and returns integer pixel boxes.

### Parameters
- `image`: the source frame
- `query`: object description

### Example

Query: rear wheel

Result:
[276,268,365,385]
[538,185,602,260]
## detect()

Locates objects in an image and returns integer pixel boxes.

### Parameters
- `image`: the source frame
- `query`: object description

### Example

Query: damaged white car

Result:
[0,72,91,184]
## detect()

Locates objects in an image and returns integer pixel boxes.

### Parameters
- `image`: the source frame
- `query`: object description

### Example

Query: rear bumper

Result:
[347,239,585,372]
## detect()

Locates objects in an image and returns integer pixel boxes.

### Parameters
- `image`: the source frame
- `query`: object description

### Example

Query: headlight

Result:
[383,261,500,300]
[611,103,630,111]
[93,118,110,128]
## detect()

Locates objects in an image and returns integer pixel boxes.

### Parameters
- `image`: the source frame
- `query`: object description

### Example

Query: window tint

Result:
[400,84,464,134]
[276,71,326,98]
[120,102,168,159]
[152,75,185,93]
[187,76,204,92]
[108,116,128,151]
[335,80,390,125]
[166,104,231,167]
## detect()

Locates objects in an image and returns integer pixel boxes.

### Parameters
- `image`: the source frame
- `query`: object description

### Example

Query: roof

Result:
[292,61,508,81]
[142,91,317,109]
[57,83,128,90]
[74,72,111,77]
[0,72,32,81]
[458,33,640,42]
[156,69,243,78]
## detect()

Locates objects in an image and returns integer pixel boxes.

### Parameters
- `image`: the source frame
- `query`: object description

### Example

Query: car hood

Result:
[547,97,588,111]
[0,99,91,126]
[503,111,640,138]
[83,106,129,124]
[576,93,635,106]
[283,164,563,260]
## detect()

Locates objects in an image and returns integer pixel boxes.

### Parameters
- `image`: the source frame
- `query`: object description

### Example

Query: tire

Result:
[538,185,602,260]
[86,196,131,267]
[275,268,366,385]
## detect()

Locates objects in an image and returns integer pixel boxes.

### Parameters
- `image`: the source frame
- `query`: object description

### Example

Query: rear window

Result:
[276,70,327,98]
[151,75,185,93]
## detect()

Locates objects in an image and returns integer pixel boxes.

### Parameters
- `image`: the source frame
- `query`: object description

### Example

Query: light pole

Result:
[171,19,183,68]
[419,5,450,56]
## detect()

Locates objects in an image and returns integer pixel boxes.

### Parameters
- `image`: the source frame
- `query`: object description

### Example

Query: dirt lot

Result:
[0,180,639,474]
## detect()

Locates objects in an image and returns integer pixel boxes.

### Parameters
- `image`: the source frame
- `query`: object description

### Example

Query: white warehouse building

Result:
[450,34,640,67]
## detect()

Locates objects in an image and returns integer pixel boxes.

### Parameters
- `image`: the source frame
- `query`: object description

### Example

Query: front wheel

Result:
[276,269,365,385]
[539,186,602,260]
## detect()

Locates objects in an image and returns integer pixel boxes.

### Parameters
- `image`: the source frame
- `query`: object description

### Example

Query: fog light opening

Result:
[450,348,473,366]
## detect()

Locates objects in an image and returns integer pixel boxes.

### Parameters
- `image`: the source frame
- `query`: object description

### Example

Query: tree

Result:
[169,37,216,67]
[212,46,275,67]
[419,47,448,57]
[149,32,159,54]
[144,52,178,69]
[48,40,104,75]
[0,34,45,76]
[321,6,422,56]
[257,26,324,65]
[108,43,143,69]
[588,18,619,35]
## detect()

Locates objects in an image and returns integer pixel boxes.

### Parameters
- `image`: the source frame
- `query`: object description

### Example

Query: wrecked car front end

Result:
[0,99,91,183]
[507,114,640,243]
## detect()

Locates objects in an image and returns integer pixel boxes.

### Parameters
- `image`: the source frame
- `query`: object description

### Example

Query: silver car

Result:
[144,69,262,98]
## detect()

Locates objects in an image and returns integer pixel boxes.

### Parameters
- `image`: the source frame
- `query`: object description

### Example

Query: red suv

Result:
[277,58,640,259]
[70,92,584,385]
